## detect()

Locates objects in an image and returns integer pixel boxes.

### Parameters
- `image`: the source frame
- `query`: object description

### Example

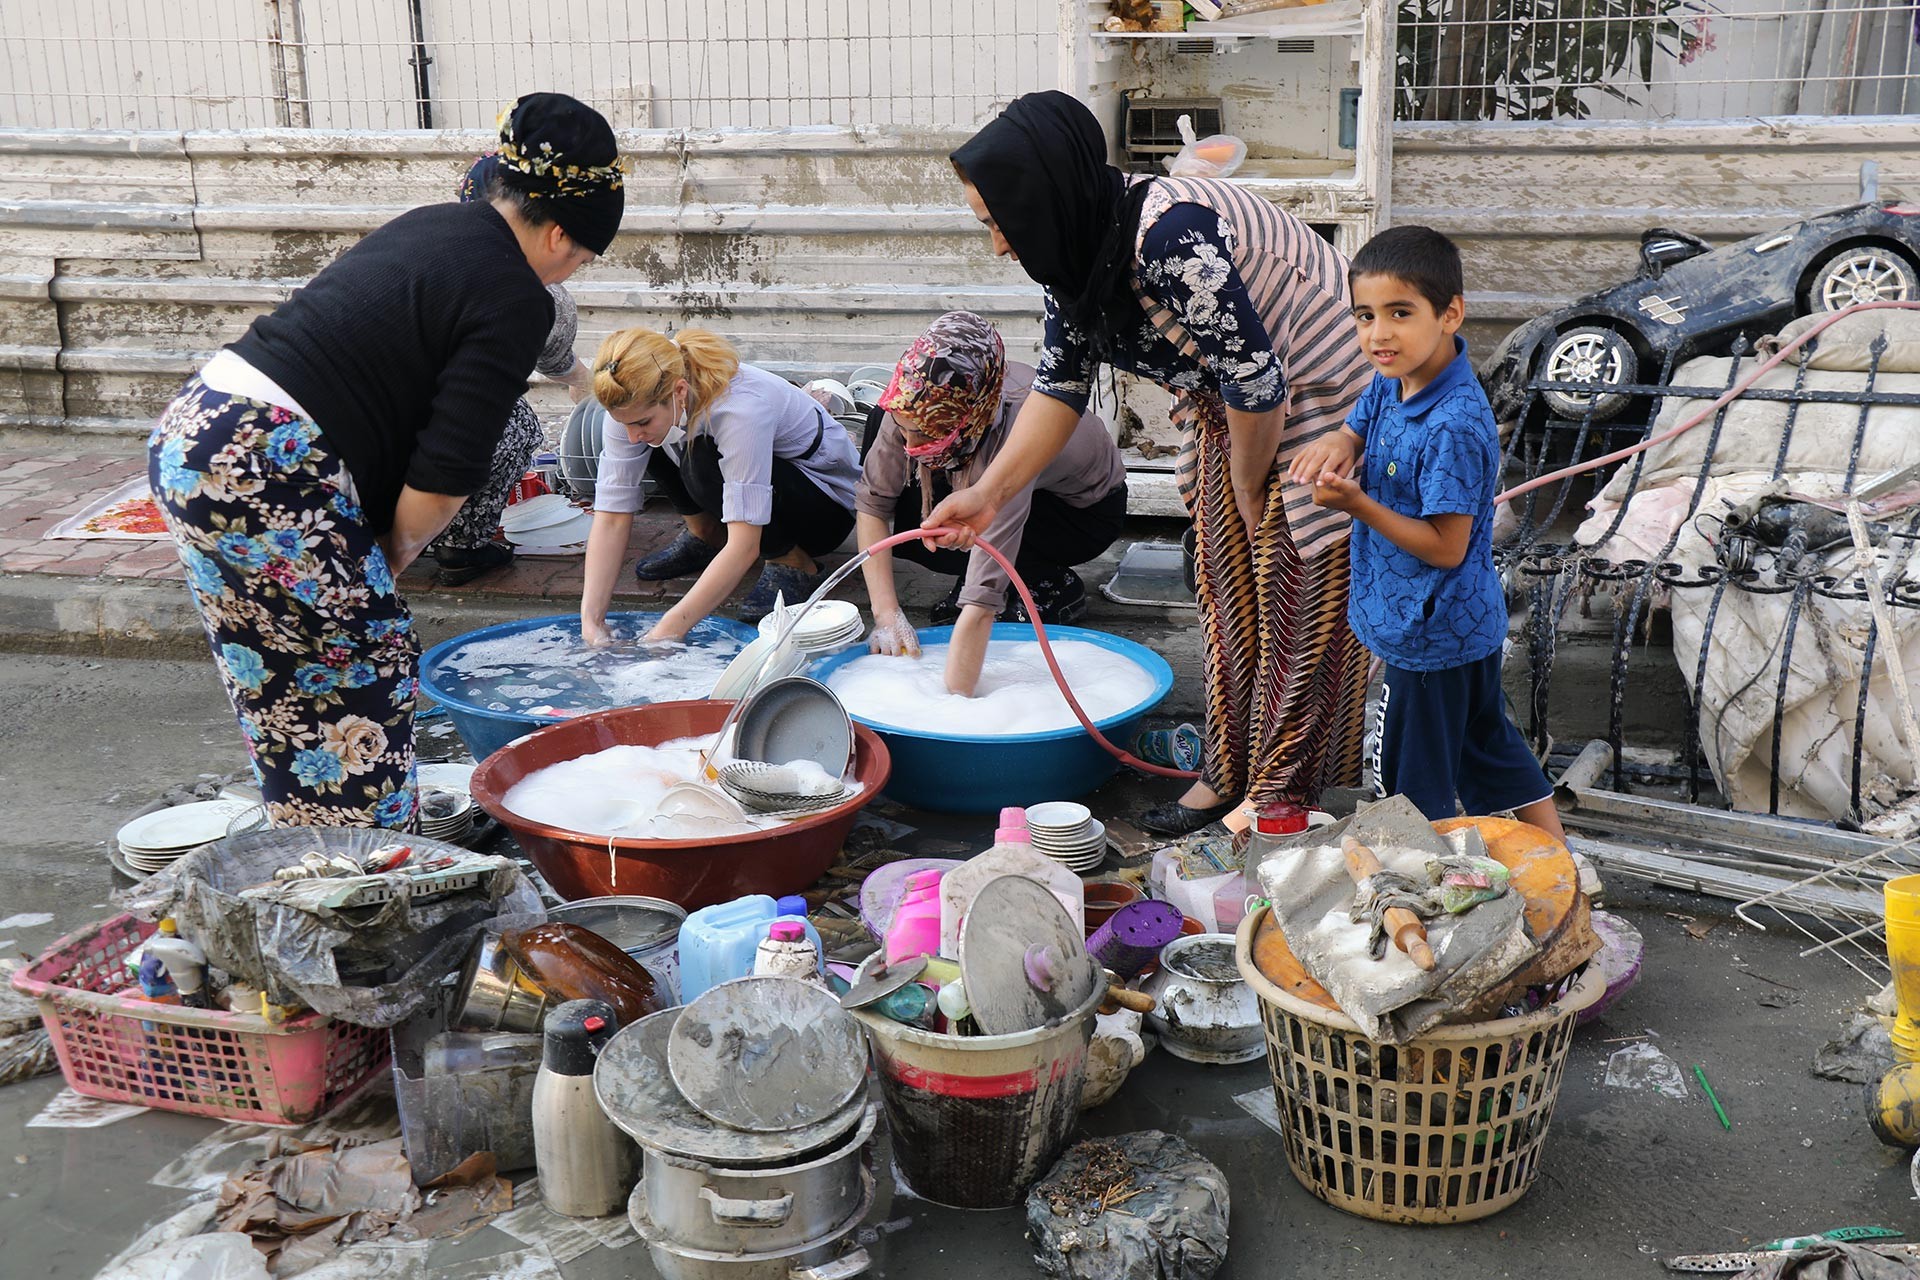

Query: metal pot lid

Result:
[667,976,868,1132]
[595,1007,865,1164]
[838,953,927,1011]
[961,876,1100,1036]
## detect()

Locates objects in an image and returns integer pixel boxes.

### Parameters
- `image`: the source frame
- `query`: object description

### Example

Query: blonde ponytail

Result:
[591,326,739,425]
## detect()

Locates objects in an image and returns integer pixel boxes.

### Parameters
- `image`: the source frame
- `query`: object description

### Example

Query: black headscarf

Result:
[951,91,1151,356]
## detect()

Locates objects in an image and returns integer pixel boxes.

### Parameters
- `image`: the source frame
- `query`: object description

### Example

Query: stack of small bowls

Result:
[1023,801,1108,873]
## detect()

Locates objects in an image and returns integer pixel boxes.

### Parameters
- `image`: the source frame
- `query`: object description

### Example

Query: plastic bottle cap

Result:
[999,807,1026,827]
[769,922,806,942]
[158,918,179,935]
[776,894,809,917]
[582,1015,607,1032]
[1254,801,1309,835]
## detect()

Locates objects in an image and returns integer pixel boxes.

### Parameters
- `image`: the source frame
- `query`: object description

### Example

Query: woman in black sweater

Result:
[147,92,623,829]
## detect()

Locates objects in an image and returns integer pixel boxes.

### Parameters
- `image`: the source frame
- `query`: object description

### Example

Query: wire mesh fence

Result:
[1398,0,1920,121]
[0,0,1059,131]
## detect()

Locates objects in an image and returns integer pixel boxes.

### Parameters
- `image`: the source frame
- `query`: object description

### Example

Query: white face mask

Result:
[662,422,686,450]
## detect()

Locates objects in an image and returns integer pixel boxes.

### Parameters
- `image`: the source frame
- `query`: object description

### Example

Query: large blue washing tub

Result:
[808,623,1174,814]
[420,612,758,762]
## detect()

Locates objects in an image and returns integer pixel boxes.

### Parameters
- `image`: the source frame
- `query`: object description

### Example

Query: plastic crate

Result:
[10,914,388,1125]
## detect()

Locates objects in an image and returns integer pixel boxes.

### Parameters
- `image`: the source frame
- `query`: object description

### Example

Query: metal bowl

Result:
[733,677,853,777]
[717,761,849,815]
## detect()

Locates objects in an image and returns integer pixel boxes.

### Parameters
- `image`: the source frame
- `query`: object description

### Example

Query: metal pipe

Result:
[405,0,433,130]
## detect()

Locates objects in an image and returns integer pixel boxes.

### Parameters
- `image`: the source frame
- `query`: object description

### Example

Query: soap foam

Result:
[432,624,745,718]
[503,735,857,839]
[825,641,1156,736]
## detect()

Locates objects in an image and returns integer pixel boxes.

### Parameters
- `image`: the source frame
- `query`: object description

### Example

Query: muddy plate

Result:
[667,976,867,1132]
[596,1007,866,1164]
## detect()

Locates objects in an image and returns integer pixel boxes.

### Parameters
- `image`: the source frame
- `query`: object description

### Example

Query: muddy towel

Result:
[1733,1241,1920,1279]
[1026,1132,1229,1280]
[1255,796,1537,1043]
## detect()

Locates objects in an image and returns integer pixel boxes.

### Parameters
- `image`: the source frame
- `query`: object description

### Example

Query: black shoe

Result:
[928,581,965,628]
[635,530,720,582]
[1138,797,1238,837]
[434,540,513,587]
[1002,567,1088,625]
[738,561,827,624]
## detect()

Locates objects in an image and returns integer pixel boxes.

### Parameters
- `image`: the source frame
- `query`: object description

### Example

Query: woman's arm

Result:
[923,390,1082,549]
[943,604,995,696]
[381,486,468,574]
[557,357,594,404]
[647,520,762,641]
[1225,403,1287,541]
[580,509,635,646]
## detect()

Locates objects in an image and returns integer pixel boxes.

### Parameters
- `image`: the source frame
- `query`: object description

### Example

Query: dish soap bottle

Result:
[753,921,821,981]
[532,999,635,1218]
[938,807,1084,956]
[884,869,944,966]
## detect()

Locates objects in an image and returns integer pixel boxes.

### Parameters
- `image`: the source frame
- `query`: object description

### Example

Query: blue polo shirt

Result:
[1346,338,1507,671]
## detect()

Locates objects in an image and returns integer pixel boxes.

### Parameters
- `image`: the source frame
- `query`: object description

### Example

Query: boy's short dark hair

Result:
[1349,225,1463,314]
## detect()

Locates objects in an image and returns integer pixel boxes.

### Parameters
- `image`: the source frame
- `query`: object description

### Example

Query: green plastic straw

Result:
[1694,1064,1732,1130]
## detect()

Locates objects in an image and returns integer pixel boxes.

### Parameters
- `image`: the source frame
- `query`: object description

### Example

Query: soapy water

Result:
[824,641,1157,736]
[429,623,746,718]
[503,734,860,840]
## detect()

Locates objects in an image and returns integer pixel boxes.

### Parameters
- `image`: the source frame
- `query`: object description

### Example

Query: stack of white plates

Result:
[115,798,263,876]
[757,599,865,652]
[710,634,809,702]
[417,763,478,845]
[1024,801,1109,873]
[501,493,592,556]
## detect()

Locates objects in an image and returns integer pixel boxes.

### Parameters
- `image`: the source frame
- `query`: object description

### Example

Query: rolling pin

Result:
[1342,836,1437,971]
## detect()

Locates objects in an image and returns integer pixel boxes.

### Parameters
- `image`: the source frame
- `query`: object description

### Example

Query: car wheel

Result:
[1811,244,1919,311]
[1539,326,1636,422]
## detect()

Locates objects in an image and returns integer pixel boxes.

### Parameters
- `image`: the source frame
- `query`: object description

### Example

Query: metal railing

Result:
[1397,0,1920,121]
[0,0,1058,131]
[1494,329,1920,823]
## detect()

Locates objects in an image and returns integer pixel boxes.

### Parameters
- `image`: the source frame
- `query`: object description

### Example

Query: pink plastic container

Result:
[11,914,387,1125]
[885,869,944,966]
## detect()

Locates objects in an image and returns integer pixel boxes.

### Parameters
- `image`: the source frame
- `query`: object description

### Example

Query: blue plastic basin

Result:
[808,624,1173,814]
[420,612,758,762]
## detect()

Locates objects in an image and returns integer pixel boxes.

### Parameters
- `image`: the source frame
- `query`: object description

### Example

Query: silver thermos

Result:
[531,998,636,1217]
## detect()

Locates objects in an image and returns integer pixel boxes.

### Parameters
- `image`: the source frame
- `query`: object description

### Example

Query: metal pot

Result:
[630,1176,873,1280]
[1144,933,1265,1064]
[640,1105,876,1255]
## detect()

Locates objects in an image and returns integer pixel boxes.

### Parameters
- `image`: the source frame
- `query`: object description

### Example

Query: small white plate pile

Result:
[417,763,478,845]
[757,599,865,653]
[501,493,592,556]
[1023,801,1108,873]
[115,798,263,876]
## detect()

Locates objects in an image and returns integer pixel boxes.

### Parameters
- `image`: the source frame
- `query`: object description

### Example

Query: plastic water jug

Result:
[678,895,777,1001]
[939,808,1085,955]
[884,869,944,966]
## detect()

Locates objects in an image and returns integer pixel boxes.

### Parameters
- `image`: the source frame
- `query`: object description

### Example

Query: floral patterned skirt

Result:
[149,377,421,830]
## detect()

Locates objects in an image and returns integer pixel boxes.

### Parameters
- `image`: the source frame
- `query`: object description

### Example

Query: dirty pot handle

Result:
[791,1248,872,1280]
[700,1185,795,1226]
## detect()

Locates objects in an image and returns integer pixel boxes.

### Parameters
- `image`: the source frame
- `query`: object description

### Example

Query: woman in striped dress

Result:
[926,91,1374,834]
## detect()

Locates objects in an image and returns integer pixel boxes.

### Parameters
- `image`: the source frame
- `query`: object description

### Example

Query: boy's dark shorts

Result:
[1372,649,1552,822]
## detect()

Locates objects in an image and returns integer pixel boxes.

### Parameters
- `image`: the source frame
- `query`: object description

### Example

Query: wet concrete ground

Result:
[1,651,1913,1279]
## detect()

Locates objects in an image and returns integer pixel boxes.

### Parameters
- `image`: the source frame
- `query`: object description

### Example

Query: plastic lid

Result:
[769,921,806,942]
[158,918,178,935]
[1254,801,1309,835]
[776,894,809,917]
[542,998,620,1074]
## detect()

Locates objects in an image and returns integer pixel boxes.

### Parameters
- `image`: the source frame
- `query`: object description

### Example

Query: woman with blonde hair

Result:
[580,327,861,644]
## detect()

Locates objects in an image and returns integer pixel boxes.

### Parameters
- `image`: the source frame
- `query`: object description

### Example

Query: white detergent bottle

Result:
[532,999,636,1218]
[939,807,1085,956]
[753,921,822,982]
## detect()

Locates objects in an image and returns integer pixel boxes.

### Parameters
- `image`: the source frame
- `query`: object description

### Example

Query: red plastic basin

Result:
[470,700,891,909]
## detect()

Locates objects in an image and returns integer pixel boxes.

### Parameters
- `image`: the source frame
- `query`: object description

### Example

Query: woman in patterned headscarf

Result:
[855,311,1126,696]
[925,91,1373,835]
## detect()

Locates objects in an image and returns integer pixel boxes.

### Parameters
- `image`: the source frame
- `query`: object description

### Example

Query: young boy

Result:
[1289,225,1565,840]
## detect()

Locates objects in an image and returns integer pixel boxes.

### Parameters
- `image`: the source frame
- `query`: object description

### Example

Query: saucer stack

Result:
[114,798,264,877]
[758,599,865,653]
[1023,801,1108,873]
[417,763,478,845]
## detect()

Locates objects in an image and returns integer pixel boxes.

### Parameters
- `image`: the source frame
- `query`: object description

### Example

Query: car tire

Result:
[1810,244,1919,311]
[1539,325,1636,422]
